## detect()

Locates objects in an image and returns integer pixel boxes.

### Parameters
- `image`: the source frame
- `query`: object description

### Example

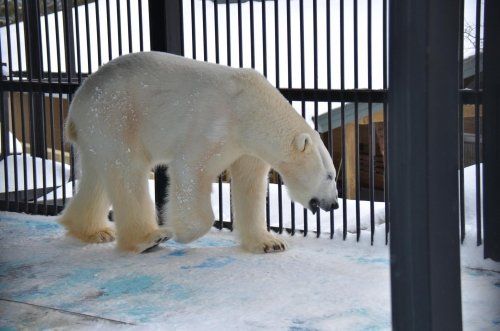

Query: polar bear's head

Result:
[277,132,339,214]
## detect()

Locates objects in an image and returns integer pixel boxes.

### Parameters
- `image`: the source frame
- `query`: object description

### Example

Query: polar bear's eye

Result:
[327,174,333,181]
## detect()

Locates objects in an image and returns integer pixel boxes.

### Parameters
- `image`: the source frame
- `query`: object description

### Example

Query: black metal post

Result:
[23,0,45,159]
[482,0,500,261]
[62,0,76,81]
[388,0,462,330]
[149,0,183,218]
[1,63,9,161]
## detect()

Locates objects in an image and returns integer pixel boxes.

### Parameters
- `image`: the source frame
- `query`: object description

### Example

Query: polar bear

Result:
[59,52,339,253]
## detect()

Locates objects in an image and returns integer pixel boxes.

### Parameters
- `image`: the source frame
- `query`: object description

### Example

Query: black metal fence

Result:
[0,0,493,248]
[1,1,499,329]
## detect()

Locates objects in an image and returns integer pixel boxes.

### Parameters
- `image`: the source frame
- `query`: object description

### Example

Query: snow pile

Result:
[212,182,386,235]
[0,154,70,193]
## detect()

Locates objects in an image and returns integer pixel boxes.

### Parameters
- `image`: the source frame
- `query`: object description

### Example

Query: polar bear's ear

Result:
[294,133,312,153]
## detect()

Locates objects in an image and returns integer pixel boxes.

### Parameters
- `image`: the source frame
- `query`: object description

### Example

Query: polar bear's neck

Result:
[231,70,312,168]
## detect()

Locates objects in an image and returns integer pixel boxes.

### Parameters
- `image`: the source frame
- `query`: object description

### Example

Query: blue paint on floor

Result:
[181,256,236,269]
[0,212,497,330]
[100,275,158,297]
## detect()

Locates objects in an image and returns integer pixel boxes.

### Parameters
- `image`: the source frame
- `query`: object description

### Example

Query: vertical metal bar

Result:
[13,0,28,210]
[149,0,184,219]
[285,0,295,236]
[116,0,123,56]
[63,1,76,208]
[225,0,231,66]
[389,0,463,329]
[217,175,223,230]
[23,0,45,158]
[73,0,83,83]
[482,0,500,261]
[266,183,270,231]
[38,0,47,214]
[473,0,482,246]
[278,172,283,234]
[214,0,220,63]
[55,0,68,206]
[274,0,283,234]
[274,0,279,87]
[0,63,9,209]
[340,0,347,240]
[382,0,389,245]
[84,0,92,73]
[23,0,46,214]
[202,0,208,61]
[261,0,267,76]
[313,0,321,237]
[126,0,132,53]
[214,0,222,230]
[95,0,103,66]
[214,2,224,230]
[43,0,57,211]
[458,0,466,243]
[138,0,144,52]
[326,0,334,239]
[237,0,243,67]
[106,0,112,60]
[191,0,196,59]
[367,0,375,244]
[353,0,360,241]
[2,1,19,210]
[286,0,291,88]
[250,0,255,68]
[299,0,308,236]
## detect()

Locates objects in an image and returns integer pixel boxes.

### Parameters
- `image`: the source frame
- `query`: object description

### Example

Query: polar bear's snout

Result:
[309,197,339,214]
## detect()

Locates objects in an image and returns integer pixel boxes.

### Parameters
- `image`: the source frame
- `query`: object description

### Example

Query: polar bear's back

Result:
[67,52,249,164]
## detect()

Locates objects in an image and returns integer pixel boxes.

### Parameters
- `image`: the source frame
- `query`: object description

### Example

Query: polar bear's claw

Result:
[137,228,173,253]
[139,236,170,253]
[243,233,288,253]
[264,242,287,253]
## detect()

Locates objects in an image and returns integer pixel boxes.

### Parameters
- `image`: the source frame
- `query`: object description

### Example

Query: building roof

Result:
[316,52,483,133]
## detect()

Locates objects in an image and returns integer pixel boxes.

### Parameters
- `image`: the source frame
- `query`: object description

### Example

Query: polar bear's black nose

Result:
[309,198,320,214]
[310,198,339,213]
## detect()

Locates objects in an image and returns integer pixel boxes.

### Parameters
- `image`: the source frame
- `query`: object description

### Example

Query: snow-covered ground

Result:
[0,208,498,331]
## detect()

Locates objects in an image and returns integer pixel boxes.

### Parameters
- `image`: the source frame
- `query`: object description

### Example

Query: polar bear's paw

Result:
[67,227,116,244]
[85,227,116,243]
[242,232,288,254]
[136,228,173,254]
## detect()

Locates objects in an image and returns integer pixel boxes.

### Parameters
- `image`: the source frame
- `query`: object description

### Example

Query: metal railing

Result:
[0,0,491,249]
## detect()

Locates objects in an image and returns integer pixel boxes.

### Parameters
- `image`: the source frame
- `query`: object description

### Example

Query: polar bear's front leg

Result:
[230,156,288,253]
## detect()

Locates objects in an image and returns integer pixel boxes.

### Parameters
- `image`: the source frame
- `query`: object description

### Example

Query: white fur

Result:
[59,52,338,253]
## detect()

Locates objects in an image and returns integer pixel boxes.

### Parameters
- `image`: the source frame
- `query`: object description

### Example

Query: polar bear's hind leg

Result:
[58,157,115,243]
[167,165,215,244]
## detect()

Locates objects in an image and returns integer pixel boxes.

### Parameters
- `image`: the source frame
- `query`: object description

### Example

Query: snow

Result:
[0,209,498,330]
[0,131,23,155]
[0,154,70,193]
